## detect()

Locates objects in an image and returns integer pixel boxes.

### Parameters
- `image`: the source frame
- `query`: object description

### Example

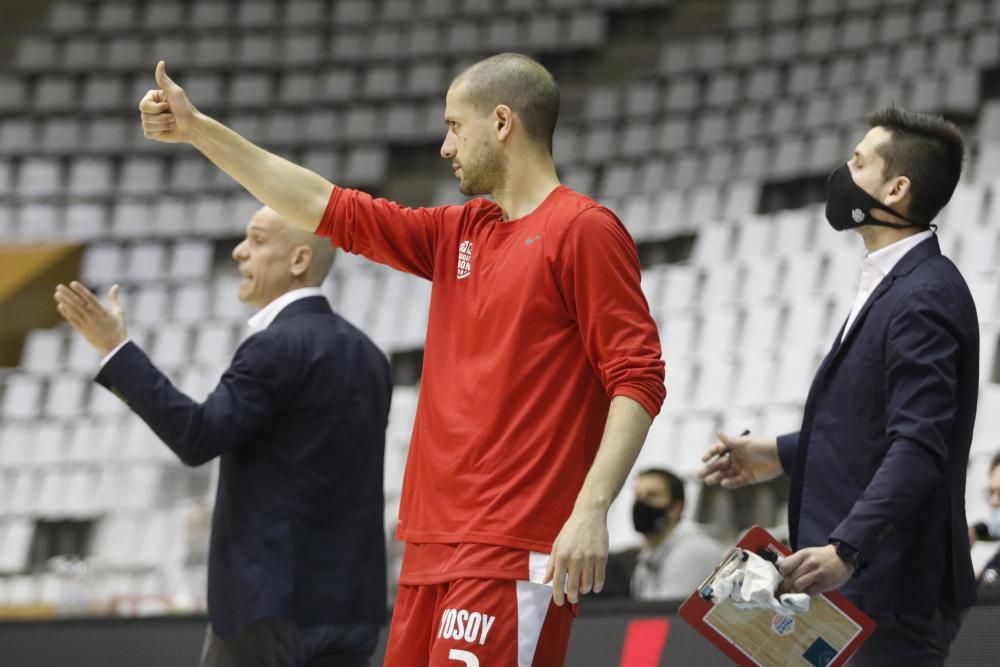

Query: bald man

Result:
[55,208,393,667]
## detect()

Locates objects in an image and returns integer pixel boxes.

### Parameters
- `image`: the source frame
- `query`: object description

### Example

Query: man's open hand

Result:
[54,282,128,357]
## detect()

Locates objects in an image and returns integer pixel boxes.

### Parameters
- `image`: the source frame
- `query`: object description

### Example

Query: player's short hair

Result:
[638,468,685,507]
[452,53,560,153]
[991,450,1000,472]
[867,106,965,224]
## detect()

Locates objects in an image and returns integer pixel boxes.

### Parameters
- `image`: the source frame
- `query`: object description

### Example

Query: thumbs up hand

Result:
[138,61,199,143]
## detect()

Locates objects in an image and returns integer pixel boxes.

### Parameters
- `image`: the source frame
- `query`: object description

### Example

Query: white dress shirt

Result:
[245,286,326,333]
[102,287,327,366]
[841,230,934,341]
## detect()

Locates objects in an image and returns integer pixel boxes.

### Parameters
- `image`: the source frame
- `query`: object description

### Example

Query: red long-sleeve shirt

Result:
[317,185,665,562]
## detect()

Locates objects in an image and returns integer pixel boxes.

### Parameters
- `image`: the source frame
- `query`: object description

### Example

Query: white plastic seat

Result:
[64,333,103,372]
[732,354,776,408]
[193,322,236,366]
[659,311,699,362]
[111,202,151,239]
[132,285,171,326]
[89,383,128,418]
[739,303,785,355]
[81,244,124,285]
[125,242,167,282]
[972,384,1000,455]
[671,414,721,477]
[151,325,190,370]
[170,240,213,280]
[65,202,107,241]
[337,271,380,331]
[151,198,192,237]
[44,376,87,419]
[660,265,701,310]
[759,405,804,436]
[8,470,39,517]
[0,423,33,467]
[174,284,212,323]
[34,75,75,112]
[17,159,62,198]
[689,221,734,266]
[0,518,34,574]
[21,328,65,372]
[15,203,60,242]
[119,157,163,196]
[773,351,820,404]
[67,158,114,197]
[1,375,43,419]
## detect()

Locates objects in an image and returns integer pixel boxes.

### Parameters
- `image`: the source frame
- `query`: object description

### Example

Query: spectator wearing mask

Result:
[972,452,1000,588]
[630,468,726,600]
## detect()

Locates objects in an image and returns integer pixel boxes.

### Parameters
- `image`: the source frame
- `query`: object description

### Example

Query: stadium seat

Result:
[96,2,136,30]
[44,376,88,419]
[0,519,34,575]
[132,285,171,326]
[47,2,89,31]
[1,376,43,419]
[16,203,61,242]
[111,202,152,239]
[86,118,134,153]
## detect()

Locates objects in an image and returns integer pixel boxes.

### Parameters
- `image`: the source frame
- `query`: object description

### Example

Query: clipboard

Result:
[678,526,876,667]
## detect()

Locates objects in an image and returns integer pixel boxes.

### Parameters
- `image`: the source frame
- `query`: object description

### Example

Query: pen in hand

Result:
[706,429,751,465]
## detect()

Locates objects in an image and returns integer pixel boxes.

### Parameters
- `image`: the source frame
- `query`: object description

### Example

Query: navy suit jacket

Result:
[96,296,392,638]
[777,236,979,618]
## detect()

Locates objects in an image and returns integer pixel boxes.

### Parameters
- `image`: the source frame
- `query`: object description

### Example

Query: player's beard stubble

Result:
[457,139,505,197]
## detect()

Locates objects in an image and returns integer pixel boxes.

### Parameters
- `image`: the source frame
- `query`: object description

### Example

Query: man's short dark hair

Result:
[991,451,1000,472]
[867,106,965,224]
[639,467,685,507]
[452,52,560,153]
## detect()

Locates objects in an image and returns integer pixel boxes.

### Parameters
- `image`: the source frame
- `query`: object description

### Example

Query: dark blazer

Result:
[777,236,979,619]
[96,296,392,638]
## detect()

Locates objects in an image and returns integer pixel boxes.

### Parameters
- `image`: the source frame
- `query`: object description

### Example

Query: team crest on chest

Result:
[457,240,473,279]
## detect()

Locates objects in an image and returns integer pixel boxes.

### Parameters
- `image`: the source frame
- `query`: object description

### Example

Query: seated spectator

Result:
[630,468,727,600]
[973,452,1000,588]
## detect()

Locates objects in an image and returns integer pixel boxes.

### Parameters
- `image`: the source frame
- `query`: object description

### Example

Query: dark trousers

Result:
[200,617,378,667]
[849,606,963,666]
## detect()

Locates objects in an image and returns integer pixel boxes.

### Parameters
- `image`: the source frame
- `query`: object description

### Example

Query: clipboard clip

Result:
[697,546,749,601]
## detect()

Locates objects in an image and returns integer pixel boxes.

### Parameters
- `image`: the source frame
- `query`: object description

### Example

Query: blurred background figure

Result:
[971,451,1000,589]
[629,468,725,600]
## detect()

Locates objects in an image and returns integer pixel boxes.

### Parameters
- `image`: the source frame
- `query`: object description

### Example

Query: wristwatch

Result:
[832,540,866,577]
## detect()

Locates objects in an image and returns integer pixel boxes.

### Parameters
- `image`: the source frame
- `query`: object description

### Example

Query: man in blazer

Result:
[55,206,393,667]
[700,108,978,665]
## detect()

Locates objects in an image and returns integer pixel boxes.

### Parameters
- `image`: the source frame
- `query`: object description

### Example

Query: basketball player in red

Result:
[138,53,665,665]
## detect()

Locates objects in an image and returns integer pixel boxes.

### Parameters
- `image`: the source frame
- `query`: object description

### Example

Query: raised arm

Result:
[139,61,332,233]
[140,61,446,279]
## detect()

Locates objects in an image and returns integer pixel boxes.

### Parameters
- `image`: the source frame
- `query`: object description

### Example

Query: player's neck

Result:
[493,156,560,222]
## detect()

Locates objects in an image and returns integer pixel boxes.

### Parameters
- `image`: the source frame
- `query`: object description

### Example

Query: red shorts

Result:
[383,578,577,666]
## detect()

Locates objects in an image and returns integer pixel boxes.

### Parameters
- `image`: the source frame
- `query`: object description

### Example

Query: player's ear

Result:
[495,105,513,141]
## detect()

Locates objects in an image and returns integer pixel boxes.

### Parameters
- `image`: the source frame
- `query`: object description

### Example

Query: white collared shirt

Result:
[102,287,327,366]
[246,286,325,333]
[841,230,934,340]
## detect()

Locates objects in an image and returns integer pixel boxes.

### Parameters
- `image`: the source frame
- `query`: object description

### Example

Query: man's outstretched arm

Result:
[140,61,332,232]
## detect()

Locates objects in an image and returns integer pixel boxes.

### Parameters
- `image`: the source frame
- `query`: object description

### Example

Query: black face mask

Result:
[632,499,670,535]
[825,163,934,232]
